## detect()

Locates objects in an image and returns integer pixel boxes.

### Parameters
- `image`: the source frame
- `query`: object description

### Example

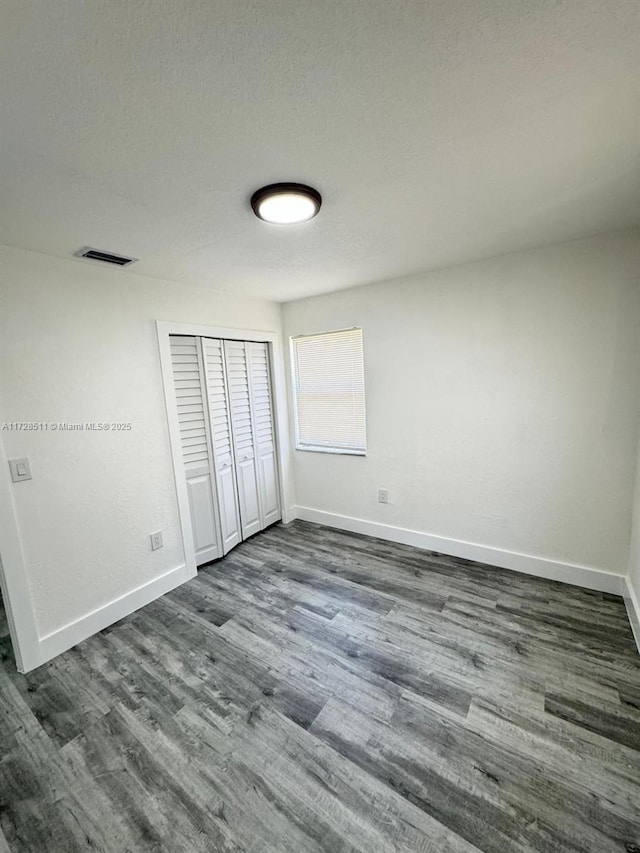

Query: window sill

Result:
[295,445,366,457]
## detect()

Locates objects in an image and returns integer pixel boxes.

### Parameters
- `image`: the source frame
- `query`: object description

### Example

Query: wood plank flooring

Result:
[1,520,640,852]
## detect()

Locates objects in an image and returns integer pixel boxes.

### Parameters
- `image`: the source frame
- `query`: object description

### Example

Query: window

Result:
[291,327,367,454]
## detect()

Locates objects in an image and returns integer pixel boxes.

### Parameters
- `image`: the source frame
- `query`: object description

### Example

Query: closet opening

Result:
[157,323,286,575]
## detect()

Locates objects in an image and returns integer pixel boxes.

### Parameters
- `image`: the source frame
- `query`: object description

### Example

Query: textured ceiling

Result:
[1,1,639,301]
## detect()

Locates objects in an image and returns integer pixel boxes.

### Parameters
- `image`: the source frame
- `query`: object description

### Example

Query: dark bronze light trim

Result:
[250,183,322,222]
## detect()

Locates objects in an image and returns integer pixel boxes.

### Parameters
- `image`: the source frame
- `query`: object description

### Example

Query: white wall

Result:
[0,245,286,666]
[284,231,640,579]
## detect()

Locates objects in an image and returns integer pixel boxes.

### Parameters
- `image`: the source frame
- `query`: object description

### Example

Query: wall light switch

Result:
[378,488,389,504]
[150,531,163,551]
[9,457,32,483]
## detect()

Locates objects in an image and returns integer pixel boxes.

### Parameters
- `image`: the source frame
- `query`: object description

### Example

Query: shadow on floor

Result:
[0,591,15,666]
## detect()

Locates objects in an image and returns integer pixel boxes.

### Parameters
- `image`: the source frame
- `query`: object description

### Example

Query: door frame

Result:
[156,321,292,578]
[0,430,41,672]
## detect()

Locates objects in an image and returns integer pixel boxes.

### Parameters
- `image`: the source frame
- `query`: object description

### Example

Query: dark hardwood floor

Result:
[1,520,639,852]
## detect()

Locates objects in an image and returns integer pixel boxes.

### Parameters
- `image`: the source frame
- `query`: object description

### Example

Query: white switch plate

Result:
[378,488,389,504]
[150,531,163,551]
[9,457,32,483]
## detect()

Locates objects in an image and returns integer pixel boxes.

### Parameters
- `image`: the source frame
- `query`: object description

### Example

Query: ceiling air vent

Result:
[74,247,138,267]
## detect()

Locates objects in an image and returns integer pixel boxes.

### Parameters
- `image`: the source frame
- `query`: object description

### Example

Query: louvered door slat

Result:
[223,340,261,538]
[169,335,221,565]
[202,338,241,553]
[246,341,281,527]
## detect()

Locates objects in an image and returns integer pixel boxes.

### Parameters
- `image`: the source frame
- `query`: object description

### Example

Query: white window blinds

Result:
[291,328,366,454]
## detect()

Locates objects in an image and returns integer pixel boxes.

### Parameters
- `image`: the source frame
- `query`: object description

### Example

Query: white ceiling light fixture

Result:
[251,183,322,224]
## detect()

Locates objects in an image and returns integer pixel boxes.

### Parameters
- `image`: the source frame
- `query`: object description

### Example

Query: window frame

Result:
[289,327,367,456]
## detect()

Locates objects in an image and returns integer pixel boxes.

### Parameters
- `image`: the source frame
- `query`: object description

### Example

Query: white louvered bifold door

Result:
[247,342,281,527]
[169,336,222,565]
[201,338,242,555]
[223,340,262,538]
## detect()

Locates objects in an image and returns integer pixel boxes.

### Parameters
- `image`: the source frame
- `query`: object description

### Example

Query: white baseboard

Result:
[282,505,297,524]
[624,578,640,654]
[290,506,625,596]
[21,515,636,671]
[29,562,194,671]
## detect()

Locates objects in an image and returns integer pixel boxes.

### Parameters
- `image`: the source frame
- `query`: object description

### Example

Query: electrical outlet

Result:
[378,488,389,504]
[150,531,163,551]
